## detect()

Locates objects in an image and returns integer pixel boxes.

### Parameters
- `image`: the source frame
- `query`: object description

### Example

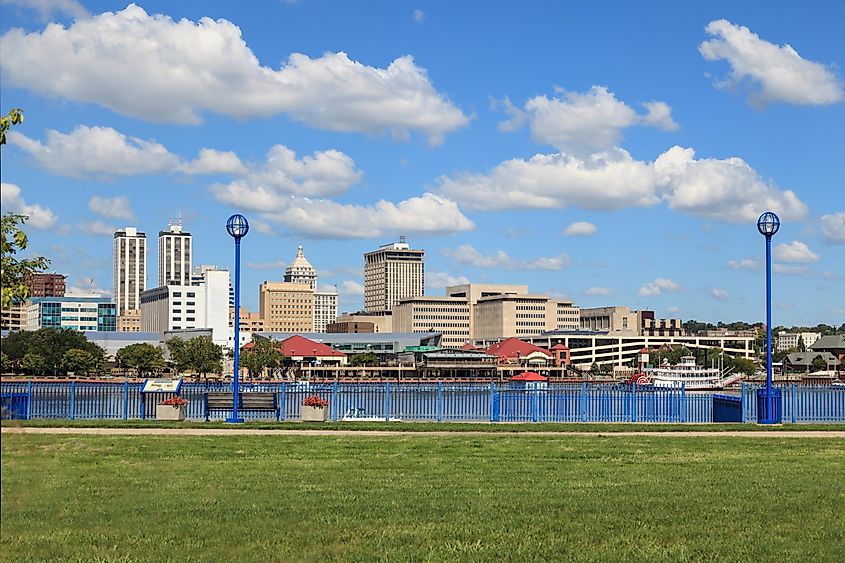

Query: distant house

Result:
[485,337,553,366]
[809,335,845,362]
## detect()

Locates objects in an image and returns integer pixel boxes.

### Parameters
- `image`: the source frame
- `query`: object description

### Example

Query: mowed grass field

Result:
[2,434,844,562]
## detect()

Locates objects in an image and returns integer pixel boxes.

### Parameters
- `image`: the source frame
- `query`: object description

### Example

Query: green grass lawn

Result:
[2,434,844,562]
[6,418,845,432]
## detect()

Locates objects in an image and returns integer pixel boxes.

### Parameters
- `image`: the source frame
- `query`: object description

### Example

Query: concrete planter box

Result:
[301,405,329,422]
[156,404,186,421]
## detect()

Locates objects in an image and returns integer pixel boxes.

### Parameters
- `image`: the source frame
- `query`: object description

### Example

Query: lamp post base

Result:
[756,388,782,424]
[225,417,245,424]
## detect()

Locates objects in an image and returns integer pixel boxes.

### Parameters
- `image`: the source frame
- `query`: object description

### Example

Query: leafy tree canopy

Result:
[348,352,379,367]
[1,212,50,309]
[115,343,165,376]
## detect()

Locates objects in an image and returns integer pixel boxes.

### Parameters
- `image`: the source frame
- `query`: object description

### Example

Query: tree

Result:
[0,108,24,145]
[348,352,378,367]
[811,355,829,372]
[186,336,224,379]
[0,351,8,374]
[61,348,99,376]
[166,337,190,375]
[726,356,757,376]
[797,335,806,352]
[239,338,284,379]
[20,352,46,375]
[1,328,105,375]
[1,212,50,309]
[115,343,165,376]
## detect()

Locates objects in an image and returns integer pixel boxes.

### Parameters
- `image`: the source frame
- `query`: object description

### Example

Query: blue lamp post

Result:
[757,211,782,424]
[226,214,249,423]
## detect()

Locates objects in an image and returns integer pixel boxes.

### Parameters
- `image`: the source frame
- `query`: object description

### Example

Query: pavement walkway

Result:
[3,427,845,438]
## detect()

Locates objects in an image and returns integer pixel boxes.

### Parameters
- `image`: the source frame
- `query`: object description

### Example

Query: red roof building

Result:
[485,337,553,365]
[511,371,548,382]
[244,335,347,365]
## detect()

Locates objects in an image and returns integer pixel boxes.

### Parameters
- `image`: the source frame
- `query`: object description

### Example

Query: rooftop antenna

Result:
[399,235,406,244]
[177,210,183,227]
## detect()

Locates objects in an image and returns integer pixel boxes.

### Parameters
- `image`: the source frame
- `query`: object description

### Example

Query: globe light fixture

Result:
[757,211,781,424]
[226,213,249,423]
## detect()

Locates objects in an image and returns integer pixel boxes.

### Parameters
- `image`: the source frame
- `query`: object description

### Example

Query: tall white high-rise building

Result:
[113,227,146,316]
[192,264,234,307]
[364,237,424,313]
[314,287,338,333]
[158,223,192,286]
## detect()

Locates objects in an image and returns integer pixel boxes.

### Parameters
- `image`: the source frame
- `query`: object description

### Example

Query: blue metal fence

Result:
[2,381,843,423]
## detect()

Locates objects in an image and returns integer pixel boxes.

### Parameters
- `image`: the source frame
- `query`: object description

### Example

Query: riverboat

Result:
[642,356,745,391]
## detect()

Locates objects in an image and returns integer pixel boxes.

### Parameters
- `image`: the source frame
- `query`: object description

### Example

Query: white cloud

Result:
[0,5,469,143]
[245,261,286,270]
[773,264,810,275]
[228,193,474,239]
[438,145,808,223]
[250,219,276,236]
[177,148,246,176]
[638,278,681,296]
[727,258,761,271]
[9,126,179,178]
[413,9,424,24]
[1,0,89,21]
[498,86,678,152]
[585,287,613,296]
[820,212,845,244]
[699,19,843,106]
[10,126,250,178]
[563,221,597,237]
[77,220,117,236]
[773,240,819,263]
[0,182,58,229]
[338,280,364,296]
[709,288,729,300]
[88,195,135,221]
[426,271,470,288]
[246,145,362,197]
[442,244,569,271]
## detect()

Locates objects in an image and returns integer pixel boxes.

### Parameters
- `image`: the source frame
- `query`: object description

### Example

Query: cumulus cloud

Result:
[77,220,117,236]
[638,278,681,296]
[773,241,819,263]
[88,195,136,221]
[0,5,469,143]
[727,258,761,271]
[9,126,250,179]
[426,271,470,288]
[497,86,678,152]
[563,221,597,237]
[585,287,613,296]
[413,9,424,24]
[1,0,89,21]
[177,148,246,175]
[699,19,843,106]
[1,182,58,229]
[709,288,730,300]
[9,126,179,178]
[220,193,473,239]
[442,244,569,271]
[234,145,362,198]
[438,145,807,223]
[773,264,809,275]
[820,212,845,244]
[338,280,364,296]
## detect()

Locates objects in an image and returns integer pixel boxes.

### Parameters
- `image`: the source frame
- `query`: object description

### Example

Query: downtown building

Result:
[282,244,338,333]
[113,227,147,328]
[27,295,116,332]
[364,237,424,313]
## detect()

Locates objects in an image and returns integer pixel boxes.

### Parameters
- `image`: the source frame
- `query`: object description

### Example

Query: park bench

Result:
[204,392,278,421]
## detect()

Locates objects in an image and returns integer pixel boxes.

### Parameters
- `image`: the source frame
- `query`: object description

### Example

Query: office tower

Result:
[259,281,314,333]
[113,227,146,316]
[158,222,192,286]
[364,236,424,313]
[25,273,66,297]
[192,264,234,307]
[283,244,337,332]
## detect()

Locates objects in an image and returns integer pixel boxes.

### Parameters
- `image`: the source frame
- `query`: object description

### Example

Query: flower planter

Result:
[301,405,329,422]
[156,404,187,421]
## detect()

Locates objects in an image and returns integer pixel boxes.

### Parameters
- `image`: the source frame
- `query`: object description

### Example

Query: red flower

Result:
[161,396,188,406]
[303,396,328,408]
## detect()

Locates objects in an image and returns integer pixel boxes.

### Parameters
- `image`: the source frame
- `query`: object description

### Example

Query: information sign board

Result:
[141,379,183,393]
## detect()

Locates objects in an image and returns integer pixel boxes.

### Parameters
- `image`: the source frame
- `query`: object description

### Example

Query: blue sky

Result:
[1,0,843,327]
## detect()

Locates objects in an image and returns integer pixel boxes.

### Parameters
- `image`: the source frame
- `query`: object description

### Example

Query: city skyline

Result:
[1,1,843,326]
